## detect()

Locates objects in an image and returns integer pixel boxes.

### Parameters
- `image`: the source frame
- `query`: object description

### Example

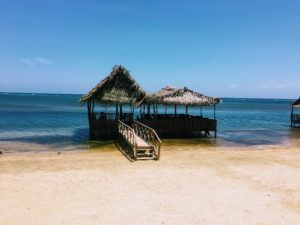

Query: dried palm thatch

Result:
[292,97,300,107]
[152,86,178,98]
[159,87,220,106]
[144,86,178,104]
[80,65,145,105]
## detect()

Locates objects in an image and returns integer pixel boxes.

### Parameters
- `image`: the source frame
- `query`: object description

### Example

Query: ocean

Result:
[0,92,299,153]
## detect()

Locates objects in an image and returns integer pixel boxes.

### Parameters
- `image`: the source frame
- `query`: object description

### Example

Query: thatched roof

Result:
[80,65,145,105]
[154,86,220,106]
[145,86,178,103]
[292,97,300,107]
[152,86,178,98]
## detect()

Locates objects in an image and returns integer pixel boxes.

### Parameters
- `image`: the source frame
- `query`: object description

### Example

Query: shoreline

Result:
[0,136,299,156]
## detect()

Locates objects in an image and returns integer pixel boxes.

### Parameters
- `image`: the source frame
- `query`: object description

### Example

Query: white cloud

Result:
[20,57,53,66]
[20,58,36,66]
[229,84,238,89]
[35,57,52,64]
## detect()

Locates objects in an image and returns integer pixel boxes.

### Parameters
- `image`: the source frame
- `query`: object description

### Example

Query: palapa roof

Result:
[152,86,178,98]
[145,86,178,103]
[292,97,300,107]
[153,86,220,106]
[144,86,220,106]
[80,65,145,105]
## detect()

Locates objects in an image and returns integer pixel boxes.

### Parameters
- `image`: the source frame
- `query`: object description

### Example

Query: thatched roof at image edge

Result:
[80,65,146,105]
[146,86,221,107]
[292,97,300,107]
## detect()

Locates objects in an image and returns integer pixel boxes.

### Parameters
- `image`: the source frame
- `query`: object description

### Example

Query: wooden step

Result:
[135,135,152,149]
[136,146,153,151]
[136,156,156,160]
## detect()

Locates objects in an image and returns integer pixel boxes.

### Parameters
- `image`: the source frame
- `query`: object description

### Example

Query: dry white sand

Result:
[1,144,300,225]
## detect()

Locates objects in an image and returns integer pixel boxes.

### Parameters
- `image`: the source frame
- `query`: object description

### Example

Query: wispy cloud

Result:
[20,57,52,66]
[35,57,52,64]
[20,58,36,66]
[229,84,238,89]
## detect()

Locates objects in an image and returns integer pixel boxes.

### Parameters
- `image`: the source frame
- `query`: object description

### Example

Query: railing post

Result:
[291,106,294,127]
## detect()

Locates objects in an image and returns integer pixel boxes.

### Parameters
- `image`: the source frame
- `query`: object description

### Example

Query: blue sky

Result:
[1,0,299,98]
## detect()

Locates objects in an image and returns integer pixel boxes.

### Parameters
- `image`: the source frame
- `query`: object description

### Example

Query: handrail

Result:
[132,120,162,159]
[117,120,137,158]
[133,120,162,143]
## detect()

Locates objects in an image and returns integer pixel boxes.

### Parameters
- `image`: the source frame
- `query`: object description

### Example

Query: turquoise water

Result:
[0,92,299,152]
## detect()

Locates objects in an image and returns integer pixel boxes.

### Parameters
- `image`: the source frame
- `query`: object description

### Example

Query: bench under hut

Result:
[138,86,221,138]
[291,97,300,127]
[80,65,145,139]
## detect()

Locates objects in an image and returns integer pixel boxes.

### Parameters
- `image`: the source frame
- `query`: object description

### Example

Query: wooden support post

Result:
[214,105,217,138]
[87,100,93,139]
[91,100,95,115]
[174,105,177,116]
[87,101,91,116]
[214,105,216,120]
[147,104,150,115]
[87,101,91,122]
[185,106,188,115]
[291,106,294,127]
[116,104,119,120]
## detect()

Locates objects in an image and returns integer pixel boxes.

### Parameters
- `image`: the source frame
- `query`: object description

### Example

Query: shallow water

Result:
[0,93,299,152]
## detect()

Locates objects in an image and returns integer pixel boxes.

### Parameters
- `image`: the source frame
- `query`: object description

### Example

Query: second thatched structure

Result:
[138,86,221,138]
[291,97,300,127]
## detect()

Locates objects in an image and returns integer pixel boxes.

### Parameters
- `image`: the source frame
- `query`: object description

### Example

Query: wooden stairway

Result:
[117,120,161,160]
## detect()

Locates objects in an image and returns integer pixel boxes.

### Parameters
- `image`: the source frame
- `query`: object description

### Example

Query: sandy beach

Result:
[1,144,300,225]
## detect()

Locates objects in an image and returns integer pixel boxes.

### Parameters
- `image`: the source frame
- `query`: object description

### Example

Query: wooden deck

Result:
[138,114,217,138]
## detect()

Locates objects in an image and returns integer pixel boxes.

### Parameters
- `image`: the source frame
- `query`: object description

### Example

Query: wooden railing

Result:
[132,120,162,160]
[93,112,133,121]
[117,120,137,158]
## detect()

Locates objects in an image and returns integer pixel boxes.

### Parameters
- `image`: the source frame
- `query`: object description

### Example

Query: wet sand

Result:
[1,144,300,225]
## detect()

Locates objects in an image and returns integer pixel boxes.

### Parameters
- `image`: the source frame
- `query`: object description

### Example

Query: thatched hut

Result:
[138,86,221,138]
[291,97,300,127]
[81,65,145,139]
[159,86,219,114]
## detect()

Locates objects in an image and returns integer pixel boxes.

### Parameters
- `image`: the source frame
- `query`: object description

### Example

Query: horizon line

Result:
[0,91,296,100]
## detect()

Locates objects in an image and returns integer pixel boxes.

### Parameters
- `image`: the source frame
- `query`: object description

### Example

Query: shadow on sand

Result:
[113,138,135,162]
